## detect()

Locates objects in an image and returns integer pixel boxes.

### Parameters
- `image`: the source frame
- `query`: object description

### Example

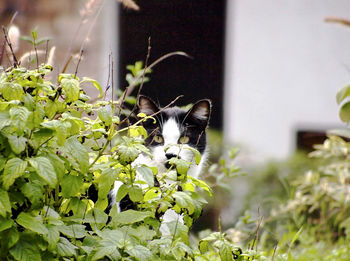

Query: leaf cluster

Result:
[0,62,247,260]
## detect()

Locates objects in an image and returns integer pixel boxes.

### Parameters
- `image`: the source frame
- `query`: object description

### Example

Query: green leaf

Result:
[31,29,38,40]
[7,134,27,154]
[40,120,67,146]
[44,99,57,119]
[58,224,86,239]
[189,177,212,196]
[0,216,13,231]
[36,37,51,45]
[129,186,143,202]
[185,146,201,165]
[3,158,28,189]
[115,184,128,202]
[98,107,112,126]
[0,82,24,101]
[81,77,103,98]
[336,84,350,104]
[0,188,12,217]
[29,157,57,188]
[144,188,160,201]
[0,111,11,130]
[97,168,119,200]
[45,225,60,250]
[219,243,233,261]
[61,78,80,103]
[61,175,83,197]
[339,101,350,123]
[113,210,152,225]
[117,145,140,164]
[8,227,19,248]
[57,237,78,257]
[83,208,108,225]
[10,239,41,261]
[126,245,153,261]
[20,35,34,44]
[62,136,89,173]
[16,212,48,235]
[173,191,195,214]
[92,246,121,261]
[91,230,123,260]
[135,165,154,187]
[169,158,191,176]
[9,106,30,133]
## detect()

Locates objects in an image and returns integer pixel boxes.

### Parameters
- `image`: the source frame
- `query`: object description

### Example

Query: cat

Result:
[108,95,211,235]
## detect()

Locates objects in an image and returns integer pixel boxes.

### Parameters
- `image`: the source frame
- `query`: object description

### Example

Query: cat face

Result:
[138,95,211,178]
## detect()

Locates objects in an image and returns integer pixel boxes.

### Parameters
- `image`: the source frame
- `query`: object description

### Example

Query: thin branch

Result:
[251,209,263,251]
[2,26,19,67]
[44,40,49,63]
[74,49,84,77]
[0,12,17,65]
[103,52,112,100]
[117,95,184,133]
[136,36,152,100]
[33,38,39,69]
[61,55,72,74]
[118,37,152,124]
[271,244,278,261]
[118,51,191,103]
[325,17,350,27]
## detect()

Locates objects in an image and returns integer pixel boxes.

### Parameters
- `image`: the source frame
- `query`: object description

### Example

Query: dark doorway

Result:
[118,0,226,129]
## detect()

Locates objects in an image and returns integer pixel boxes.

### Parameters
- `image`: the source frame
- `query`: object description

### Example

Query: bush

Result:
[0,58,249,260]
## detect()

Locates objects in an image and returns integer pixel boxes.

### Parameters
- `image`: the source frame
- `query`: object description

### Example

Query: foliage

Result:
[0,59,248,260]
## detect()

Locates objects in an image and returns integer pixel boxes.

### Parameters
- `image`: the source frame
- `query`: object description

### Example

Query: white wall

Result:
[99,0,119,98]
[224,0,350,161]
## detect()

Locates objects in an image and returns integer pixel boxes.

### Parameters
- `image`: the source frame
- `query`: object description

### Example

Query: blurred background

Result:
[1,0,350,230]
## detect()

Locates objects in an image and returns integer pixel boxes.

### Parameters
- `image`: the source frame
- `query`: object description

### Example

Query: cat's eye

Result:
[179,136,190,144]
[153,135,163,143]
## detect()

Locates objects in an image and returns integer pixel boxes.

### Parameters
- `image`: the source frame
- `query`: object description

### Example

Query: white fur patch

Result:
[192,106,208,120]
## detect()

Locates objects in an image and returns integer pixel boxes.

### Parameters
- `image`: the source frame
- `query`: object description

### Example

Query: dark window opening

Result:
[118,0,226,129]
[296,130,328,153]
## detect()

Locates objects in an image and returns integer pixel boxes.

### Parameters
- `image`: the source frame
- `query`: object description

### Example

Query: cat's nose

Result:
[165,153,177,160]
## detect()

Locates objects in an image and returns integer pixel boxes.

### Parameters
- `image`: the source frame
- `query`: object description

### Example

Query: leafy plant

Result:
[0,55,249,260]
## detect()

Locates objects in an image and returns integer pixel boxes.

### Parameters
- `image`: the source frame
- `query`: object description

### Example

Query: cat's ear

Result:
[138,95,160,115]
[185,99,211,128]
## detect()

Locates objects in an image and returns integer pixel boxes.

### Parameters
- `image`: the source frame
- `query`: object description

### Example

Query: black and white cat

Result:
[109,95,211,235]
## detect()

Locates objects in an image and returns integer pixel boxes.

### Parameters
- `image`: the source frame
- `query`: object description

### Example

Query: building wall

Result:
[224,0,350,161]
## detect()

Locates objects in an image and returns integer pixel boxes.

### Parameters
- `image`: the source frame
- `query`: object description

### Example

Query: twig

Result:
[103,52,112,100]
[9,11,18,25]
[251,209,263,251]
[325,17,350,27]
[0,13,17,65]
[74,49,84,77]
[118,37,152,124]
[271,244,278,261]
[44,40,49,63]
[33,37,39,69]
[118,51,191,103]
[61,55,72,74]
[136,37,151,100]
[118,95,183,133]
[2,26,19,67]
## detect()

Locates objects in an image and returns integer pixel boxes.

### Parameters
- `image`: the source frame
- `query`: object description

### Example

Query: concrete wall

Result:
[224,0,350,162]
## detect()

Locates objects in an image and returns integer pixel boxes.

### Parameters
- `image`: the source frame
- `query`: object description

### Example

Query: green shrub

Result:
[0,59,249,260]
